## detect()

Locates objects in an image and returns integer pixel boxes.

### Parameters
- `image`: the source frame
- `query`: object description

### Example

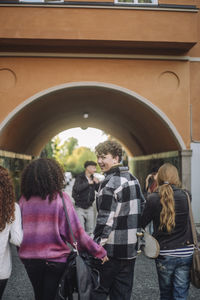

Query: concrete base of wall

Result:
[180,149,192,191]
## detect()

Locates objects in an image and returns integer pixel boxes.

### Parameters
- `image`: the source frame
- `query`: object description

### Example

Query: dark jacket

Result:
[72,172,99,209]
[141,185,193,250]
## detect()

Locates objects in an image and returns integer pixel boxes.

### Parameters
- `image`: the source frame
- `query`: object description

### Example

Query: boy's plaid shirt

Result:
[93,165,145,259]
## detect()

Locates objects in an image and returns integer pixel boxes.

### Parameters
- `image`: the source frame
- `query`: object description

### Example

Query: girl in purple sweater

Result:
[19,158,107,300]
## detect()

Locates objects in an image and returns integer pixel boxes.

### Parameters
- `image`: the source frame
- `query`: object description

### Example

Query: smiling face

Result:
[97,153,119,172]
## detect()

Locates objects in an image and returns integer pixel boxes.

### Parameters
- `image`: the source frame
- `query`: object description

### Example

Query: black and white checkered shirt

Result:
[93,165,145,259]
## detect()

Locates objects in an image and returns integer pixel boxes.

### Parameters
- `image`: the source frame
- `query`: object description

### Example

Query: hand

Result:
[101,255,109,264]
[93,177,99,184]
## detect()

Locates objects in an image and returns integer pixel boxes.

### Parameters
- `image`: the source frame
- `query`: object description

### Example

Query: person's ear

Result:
[113,156,119,164]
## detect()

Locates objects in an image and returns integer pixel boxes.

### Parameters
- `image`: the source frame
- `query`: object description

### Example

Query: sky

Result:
[58,127,108,150]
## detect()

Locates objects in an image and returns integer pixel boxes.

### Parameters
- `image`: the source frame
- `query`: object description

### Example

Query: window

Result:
[115,0,158,4]
[19,0,64,3]
[19,0,45,2]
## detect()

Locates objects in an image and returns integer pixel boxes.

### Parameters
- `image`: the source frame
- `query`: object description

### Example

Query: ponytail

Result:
[159,183,175,233]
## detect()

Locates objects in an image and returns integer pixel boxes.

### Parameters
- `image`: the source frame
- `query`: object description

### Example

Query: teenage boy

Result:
[72,161,99,236]
[91,140,145,300]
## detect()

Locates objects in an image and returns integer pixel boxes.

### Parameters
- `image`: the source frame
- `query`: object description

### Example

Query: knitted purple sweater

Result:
[19,192,106,262]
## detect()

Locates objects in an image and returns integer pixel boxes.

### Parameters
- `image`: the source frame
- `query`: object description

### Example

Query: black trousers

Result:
[0,279,8,300]
[22,259,66,300]
[91,257,136,300]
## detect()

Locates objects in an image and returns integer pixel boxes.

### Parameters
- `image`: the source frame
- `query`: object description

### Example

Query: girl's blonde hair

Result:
[157,163,181,233]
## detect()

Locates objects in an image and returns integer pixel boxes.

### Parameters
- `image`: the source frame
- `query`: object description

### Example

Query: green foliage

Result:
[138,0,153,3]
[67,137,78,155]
[50,136,78,171]
[40,140,54,158]
[40,136,100,176]
[66,146,100,176]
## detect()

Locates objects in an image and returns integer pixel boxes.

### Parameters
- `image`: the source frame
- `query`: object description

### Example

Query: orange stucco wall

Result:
[159,0,199,6]
[190,62,200,139]
[0,2,200,154]
[0,6,197,44]
[0,57,191,146]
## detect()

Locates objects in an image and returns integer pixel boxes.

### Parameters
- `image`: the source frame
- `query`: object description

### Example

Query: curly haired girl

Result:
[19,158,107,300]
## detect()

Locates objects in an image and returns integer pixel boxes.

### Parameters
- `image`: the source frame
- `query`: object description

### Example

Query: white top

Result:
[0,203,23,279]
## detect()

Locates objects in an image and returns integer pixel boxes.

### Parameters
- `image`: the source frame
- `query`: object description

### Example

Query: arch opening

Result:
[0,82,185,157]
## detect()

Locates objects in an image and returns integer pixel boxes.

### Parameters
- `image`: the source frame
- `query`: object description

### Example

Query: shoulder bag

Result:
[137,229,160,259]
[185,192,200,289]
[55,195,100,300]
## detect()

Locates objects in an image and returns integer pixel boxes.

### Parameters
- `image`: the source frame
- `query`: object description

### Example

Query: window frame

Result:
[19,0,64,3]
[114,0,158,5]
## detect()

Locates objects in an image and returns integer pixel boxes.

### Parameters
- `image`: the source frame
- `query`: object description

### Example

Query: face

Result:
[86,165,97,175]
[97,153,119,172]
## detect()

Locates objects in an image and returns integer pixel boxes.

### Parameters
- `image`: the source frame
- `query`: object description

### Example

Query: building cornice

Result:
[0,2,198,13]
[1,52,200,61]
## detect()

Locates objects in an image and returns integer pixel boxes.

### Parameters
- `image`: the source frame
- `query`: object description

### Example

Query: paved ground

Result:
[2,246,200,300]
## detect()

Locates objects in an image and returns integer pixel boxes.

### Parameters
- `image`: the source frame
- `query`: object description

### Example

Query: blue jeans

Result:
[155,255,193,300]
[91,257,135,300]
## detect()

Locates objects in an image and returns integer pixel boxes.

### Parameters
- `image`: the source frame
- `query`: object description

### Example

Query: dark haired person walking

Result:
[91,140,145,300]
[19,158,108,300]
[0,166,23,299]
[72,160,99,236]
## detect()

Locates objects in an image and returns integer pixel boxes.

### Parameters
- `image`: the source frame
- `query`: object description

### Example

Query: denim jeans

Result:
[155,255,193,300]
[22,259,66,300]
[91,257,136,300]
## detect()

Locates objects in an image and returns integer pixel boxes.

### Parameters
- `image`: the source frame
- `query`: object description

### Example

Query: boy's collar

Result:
[104,164,128,175]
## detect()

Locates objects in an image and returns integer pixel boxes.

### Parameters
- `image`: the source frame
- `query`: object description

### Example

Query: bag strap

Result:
[185,191,199,248]
[61,194,78,253]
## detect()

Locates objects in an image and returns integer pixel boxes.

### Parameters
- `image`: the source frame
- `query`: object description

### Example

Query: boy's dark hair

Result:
[95,140,122,162]
[84,161,97,168]
[21,158,65,202]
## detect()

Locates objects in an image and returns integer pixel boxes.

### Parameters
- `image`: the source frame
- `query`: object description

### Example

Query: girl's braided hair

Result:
[0,166,15,232]
[21,158,65,202]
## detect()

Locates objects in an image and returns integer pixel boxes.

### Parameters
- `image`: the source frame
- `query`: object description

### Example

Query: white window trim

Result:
[19,0,45,2]
[19,0,64,3]
[115,0,158,4]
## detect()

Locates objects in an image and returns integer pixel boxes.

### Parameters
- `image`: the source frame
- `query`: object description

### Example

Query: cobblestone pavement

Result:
[2,246,200,300]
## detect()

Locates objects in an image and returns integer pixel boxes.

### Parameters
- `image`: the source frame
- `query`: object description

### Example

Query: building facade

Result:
[0,0,200,221]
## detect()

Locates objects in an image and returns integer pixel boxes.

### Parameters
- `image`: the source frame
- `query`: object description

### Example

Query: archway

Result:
[0,82,185,156]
